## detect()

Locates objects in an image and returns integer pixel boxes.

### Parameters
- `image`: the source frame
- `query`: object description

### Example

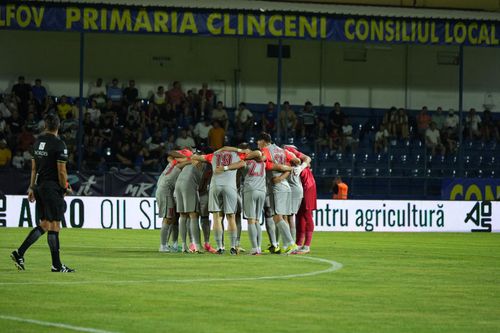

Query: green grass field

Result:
[1,228,499,333]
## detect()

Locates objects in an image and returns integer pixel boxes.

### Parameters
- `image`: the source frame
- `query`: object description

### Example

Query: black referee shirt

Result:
[33,133,68,185]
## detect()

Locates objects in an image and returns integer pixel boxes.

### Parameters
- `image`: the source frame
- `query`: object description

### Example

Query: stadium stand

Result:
[1,76,499,199]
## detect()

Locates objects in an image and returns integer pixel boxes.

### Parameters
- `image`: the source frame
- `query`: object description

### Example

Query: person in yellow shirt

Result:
[208,120,225,150]
[332,177,348,199]
[0,139,12,167]
[56,96,72,120]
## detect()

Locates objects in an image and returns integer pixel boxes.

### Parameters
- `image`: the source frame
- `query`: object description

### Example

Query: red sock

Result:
[304,210,314,247]
[296,203,307,246]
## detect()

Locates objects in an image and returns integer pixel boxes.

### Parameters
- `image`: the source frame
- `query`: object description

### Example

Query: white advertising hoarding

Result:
[0,195,498,232]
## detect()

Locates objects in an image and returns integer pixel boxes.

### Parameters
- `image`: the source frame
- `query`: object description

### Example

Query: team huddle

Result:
[156,132,317,256]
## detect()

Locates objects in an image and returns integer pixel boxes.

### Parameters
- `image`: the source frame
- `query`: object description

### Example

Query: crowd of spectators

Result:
[1,75,499,173]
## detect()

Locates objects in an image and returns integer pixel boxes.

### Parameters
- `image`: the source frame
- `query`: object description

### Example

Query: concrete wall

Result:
[1,30,499,111]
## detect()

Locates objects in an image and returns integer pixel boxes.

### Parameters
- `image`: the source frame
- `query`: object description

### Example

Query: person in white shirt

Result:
[425,122,446,156]
[175,129,196,149]
[444,109,459,130]
[465,108,482,140]
[374,124,389,153]
[85,99,101,123]
[88,78,107,107]
[235,102,253,141]
[341,117,356,151]
[12,150,24,169]
[193,117,212,146]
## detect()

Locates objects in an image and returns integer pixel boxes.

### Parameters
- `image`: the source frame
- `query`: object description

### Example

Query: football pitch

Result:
[1,228,499,333]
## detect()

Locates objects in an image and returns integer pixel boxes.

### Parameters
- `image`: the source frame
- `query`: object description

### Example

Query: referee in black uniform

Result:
[11,113,75,272]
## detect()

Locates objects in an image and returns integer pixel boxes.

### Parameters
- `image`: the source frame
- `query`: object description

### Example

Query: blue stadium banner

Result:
[0,3,499,46]
[442,178,500,200]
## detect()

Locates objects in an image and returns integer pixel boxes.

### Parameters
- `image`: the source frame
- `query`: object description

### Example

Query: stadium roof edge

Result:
[30,0,500,21]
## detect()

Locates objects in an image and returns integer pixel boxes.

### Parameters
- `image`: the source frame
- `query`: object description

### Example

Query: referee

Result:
[11,113,74,272]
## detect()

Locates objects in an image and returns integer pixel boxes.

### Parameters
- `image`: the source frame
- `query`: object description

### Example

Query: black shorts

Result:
[34,181,66,222]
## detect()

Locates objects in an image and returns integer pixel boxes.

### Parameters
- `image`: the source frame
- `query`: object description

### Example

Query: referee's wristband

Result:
[223,166,229,171]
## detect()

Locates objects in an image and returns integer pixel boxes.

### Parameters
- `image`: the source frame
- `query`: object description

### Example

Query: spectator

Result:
[115,142,135,169]
[396,108,409,140]
[17,126,35,152]
[262,101,277,133]
[177,103,194,129]
[134,145,157,172]
[279,101,297,138]
[314,119,329,152]
[7,110,23,136]
[107,78,123,106]
[208,120,225,150]
[0,112,7,139]
[127,99,143,124]
[193,117,212,146]
[443,109,459,136]
[383,107,398,137]
[98,114,115,141]
[149,85,167,120]
[56,95,72,120]
[341,117,356,152]
[168,81,186,111]
[123,79,138,106]
[86,99,102,124]
[374,124,389,153]
[464,108,482,140]
[300,101,317,139]
[0,139,12,168]
[211,101,229,130]
[175,129,196,149]
[329,127,341,153]
[11,76,32,116]
[82,112,96,137]
[12,150,24,169]
[425,122,446,156]
[31,78,47,113]
[60,111,78,134]
[199,82,215,114]
[88,78,107,107]
[186,88,202,119]
[432,106,446,131]
[416,106,431,140]
[25,111,37,132]
[481,110,499,142]
[165,133,176,152]
[0,94,15,119]
[234,102,253,140]
[22,147,32,169]
[329,102,346,133]
[145,129,165,158]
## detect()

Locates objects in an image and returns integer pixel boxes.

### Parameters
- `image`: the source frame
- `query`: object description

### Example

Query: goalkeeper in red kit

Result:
[283,145,317,254]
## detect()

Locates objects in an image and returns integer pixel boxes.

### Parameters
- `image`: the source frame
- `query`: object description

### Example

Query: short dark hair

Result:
[45,113,60,131]
[258,132,272,143]
[238,142,249,149]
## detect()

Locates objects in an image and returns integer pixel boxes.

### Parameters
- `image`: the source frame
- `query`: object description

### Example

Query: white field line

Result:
[0,315,118,333]
[0,256,343,286]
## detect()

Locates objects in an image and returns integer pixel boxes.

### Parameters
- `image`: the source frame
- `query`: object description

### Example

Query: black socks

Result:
[47,231,62,269]
[18,226,45,257]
